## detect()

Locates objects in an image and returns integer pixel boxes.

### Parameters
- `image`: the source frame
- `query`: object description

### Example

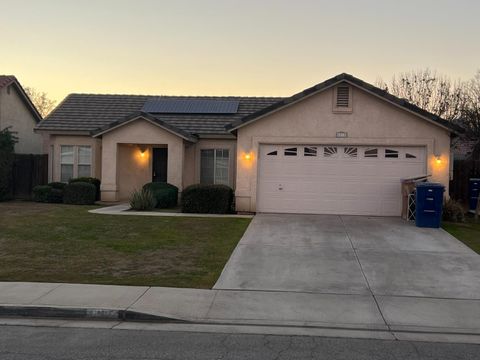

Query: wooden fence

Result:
[450,159,480,202]
[11,154,48,199]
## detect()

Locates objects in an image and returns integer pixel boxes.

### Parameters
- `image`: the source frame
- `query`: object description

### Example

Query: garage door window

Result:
[344,147,358,158]
[364,148,378,158]
[304,146,317,156]
[200,149,230,185]
[385,149,399,158]
[324,146,337,157]
[284,147,297,156]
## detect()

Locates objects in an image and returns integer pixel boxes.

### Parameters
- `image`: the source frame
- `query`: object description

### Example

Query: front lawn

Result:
[0,202,251,288]
[443,218,480,254]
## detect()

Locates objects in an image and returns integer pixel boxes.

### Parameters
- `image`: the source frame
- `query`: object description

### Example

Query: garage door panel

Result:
[257,145,426,216]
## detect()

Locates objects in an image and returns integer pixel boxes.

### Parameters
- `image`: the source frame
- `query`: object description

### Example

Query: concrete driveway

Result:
[215,214,480,326]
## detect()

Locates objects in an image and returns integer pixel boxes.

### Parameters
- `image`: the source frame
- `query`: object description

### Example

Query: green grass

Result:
[443,217,480,254]
[0,201,251,288]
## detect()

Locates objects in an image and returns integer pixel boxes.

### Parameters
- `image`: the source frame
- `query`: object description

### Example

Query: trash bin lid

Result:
[416,182,445,189]
[470,178,480,181]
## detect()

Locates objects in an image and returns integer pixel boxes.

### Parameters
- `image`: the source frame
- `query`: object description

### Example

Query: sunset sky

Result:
[1,0,479,103]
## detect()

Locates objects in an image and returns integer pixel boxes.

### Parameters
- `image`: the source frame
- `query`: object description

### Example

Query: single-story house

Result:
[36,73,459,216]
[0,75,43,154]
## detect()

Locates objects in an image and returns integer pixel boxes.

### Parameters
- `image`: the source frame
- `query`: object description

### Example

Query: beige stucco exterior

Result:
[234,83,452,212]
[41,82,453,212]
[0,84,43,154]
[42,134,102,182]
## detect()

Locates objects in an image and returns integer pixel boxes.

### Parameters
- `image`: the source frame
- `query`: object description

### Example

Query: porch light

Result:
[435,155,442,165]
[138,145,147,157]
[244,153,251,160]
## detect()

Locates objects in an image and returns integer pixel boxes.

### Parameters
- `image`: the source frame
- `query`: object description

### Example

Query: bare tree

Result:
[462,70,480,138]
[24,87,56,118]
[375,69,467,121]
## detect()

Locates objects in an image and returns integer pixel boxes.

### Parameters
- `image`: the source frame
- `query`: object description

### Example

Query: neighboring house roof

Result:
[452,137,480,160]
[36,94,282,136]
[92,112,198,142]
[0,75,43,122]
[226,73,463,134]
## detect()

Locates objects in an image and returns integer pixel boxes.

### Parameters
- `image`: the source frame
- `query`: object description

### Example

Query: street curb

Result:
[0,306,189,323]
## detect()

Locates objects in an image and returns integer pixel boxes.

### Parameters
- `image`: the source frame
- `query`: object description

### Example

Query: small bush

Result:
[48,182,67,190]
[181,184,234,214]
[33,185,52,203]
[63,182,96,205]
[143,182,178,208]
[443,199,465,223]
[47,188,64,203]
[69,177,101,200]
[129,188,157,211]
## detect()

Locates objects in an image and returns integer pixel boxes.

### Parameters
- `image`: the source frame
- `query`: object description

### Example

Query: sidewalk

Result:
[1,281,480,343]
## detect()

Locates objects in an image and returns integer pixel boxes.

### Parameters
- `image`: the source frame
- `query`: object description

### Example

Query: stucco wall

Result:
[183,139,237,188]
[100,118,185,201]
[235,84,452,212]
[0,85,43,154]
[43,134,102,182]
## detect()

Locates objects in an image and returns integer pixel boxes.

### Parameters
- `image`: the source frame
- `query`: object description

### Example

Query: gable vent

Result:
[336,86,350,107]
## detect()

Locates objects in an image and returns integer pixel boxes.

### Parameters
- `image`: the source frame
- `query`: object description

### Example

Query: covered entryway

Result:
[257,144,426,216]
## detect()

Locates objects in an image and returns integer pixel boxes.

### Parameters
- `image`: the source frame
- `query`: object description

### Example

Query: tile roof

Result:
[36,94,283,135]
[0,75,16,89]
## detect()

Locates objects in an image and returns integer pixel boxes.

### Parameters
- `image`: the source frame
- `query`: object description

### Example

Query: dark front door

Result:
[152,147,168,182]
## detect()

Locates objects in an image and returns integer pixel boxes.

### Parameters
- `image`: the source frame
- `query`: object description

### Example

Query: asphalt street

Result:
[0,325,479,359]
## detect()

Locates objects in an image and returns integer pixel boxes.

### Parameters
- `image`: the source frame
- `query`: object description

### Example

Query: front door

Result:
[152,147,168,182]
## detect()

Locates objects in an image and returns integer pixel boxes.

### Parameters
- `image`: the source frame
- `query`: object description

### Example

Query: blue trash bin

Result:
[415,182,445,228]
[469,178,480,212]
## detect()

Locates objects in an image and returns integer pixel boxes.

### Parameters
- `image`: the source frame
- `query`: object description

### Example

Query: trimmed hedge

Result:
[48,182,67,190]
[181,184,234,214]
[32,185,64,203]
[143,182,178,209]
[69,177,101,200]
[63,182,96,205]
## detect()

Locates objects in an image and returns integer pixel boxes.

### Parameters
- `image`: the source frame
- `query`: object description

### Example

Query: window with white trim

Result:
[60,145,92,182]
[60,146,74,182]
[200,149,230,185]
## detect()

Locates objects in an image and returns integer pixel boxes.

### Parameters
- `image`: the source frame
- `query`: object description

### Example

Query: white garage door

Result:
[257,144,426,216]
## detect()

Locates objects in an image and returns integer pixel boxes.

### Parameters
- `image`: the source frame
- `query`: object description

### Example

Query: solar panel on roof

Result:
[142,99,239,114]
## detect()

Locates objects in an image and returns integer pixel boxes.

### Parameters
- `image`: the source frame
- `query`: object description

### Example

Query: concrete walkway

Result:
[89,204,253,218]
[1,281,480,342]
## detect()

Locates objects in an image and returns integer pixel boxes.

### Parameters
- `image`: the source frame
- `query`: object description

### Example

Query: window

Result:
[344,147,358,158]
[284,147,297,156]
[364,148,378,158]
[200,149,230,185]
[304,146,317,157]
[324,146,338,157]
[60,145,92,182]
[267,150,277,156]
[385,149,399,158]
[60,146,74,182]
[78,146,92,177]
[406,153,417,159]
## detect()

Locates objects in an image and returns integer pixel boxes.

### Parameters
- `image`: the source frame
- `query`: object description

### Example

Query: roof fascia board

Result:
[92,115,196,142]
[229,78,456,134]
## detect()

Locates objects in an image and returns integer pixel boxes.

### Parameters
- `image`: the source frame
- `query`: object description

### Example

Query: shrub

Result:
[63,182,96,205]
[47,188,64,203]
[32,185,52,203]
[69,177,101,200]
[48,182,67,190]
[0,128,16,201]
[181,184,234,214]
[143,182,178,208]
[129,188,157,211]
[443,199,465,223]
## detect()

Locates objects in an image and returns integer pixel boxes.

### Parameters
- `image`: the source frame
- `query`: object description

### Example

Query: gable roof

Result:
[92,112,198,142]
[0,75,43,122]
[226,73,462,134]
[36,94,282,136]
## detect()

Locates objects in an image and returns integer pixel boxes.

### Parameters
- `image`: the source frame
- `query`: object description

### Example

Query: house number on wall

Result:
[336,131,348,138]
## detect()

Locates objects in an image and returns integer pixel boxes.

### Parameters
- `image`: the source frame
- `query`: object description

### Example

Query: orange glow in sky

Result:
[1,0,478,104]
